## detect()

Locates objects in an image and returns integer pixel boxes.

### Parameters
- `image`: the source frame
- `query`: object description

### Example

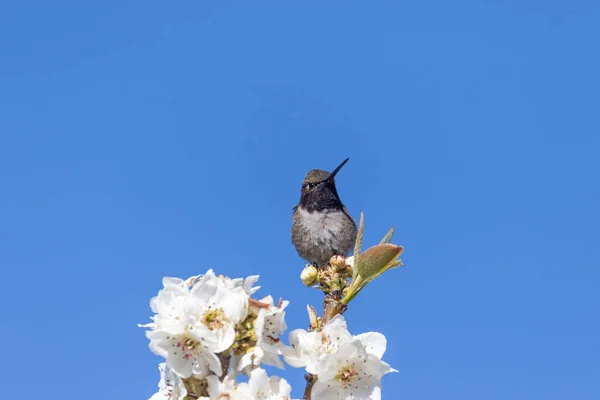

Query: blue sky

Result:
[1,1,599,399]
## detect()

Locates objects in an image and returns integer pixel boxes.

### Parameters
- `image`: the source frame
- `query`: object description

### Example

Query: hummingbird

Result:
[291,158,358,266]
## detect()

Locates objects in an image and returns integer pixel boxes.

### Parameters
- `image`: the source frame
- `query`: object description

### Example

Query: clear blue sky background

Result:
[1,1,599,399]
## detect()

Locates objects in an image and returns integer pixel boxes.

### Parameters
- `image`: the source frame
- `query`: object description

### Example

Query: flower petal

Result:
[166,349,192,378]
[355,332,387,359]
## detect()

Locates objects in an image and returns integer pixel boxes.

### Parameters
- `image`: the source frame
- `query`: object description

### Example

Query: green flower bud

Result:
[300,264,319,286]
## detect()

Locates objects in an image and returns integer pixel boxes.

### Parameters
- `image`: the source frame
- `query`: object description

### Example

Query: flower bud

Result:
[300,264,318,286]
[307,305,319,330]
[330,255,346,271]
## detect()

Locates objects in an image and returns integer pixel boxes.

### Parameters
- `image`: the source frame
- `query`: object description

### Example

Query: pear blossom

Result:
[225,274,262,295]
[140,269,250,378]
[283,314,351,374]
[236,346,266,375]
[246,368,293,400]
[139,277,221,378]
[312,339,395,400]
[141,268,398,399]
[283,315,396,399]
[236,295,289,374]
[254,296,289,367]
[149,363,188,400]
[206,375,252,400]
[145,329,221,378]
[187,269,249,353]
[147,277,192,334]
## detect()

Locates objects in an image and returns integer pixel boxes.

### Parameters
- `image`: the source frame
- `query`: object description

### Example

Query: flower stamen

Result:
[202,308,226,331]
[177,335,201,360]
[335,365,359,388]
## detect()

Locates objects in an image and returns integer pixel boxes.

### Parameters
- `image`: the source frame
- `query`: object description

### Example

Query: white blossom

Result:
[206,375,252,400]
[187,269,249,353]
[236,295,289,374]
[146,277,191,335]
[247,368,292,400]
[283,314,351,374]
[283,315,396,399]
[312,339,395,400]
[236,346,266,375]
[149,363,188,400]
[142,270,397,400]
[140,269,250,378]
[226,274,262,295]
[254,296,289,368]
[145,329,221,379]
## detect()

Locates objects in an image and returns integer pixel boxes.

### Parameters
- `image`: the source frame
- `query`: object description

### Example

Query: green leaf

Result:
[355,243,403,282]
[352,212,365,264]
[380,227,395,244]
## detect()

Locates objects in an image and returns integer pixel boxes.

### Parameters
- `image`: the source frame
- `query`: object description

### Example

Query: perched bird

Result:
[291,158,358,266]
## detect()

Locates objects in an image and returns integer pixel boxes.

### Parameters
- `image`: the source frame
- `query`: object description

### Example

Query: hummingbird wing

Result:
[342,206,357,227]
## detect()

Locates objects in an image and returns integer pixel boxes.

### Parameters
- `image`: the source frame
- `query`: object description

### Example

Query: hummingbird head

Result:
[299,158,350,212]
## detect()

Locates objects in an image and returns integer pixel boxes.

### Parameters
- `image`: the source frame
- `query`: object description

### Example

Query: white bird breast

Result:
[297,207,343,245]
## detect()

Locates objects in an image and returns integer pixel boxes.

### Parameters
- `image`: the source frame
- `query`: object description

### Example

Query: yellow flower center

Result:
[202,308,226,330]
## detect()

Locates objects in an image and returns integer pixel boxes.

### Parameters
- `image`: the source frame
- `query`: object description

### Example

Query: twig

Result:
[303,374,316,400]
[218,352,231,381]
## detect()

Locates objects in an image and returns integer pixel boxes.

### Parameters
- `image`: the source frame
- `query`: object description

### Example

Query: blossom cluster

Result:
[284,315,396,399]
[140,269,396,399]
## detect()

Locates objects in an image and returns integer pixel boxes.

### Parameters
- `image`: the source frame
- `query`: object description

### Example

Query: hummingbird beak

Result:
[327,158,350,182]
